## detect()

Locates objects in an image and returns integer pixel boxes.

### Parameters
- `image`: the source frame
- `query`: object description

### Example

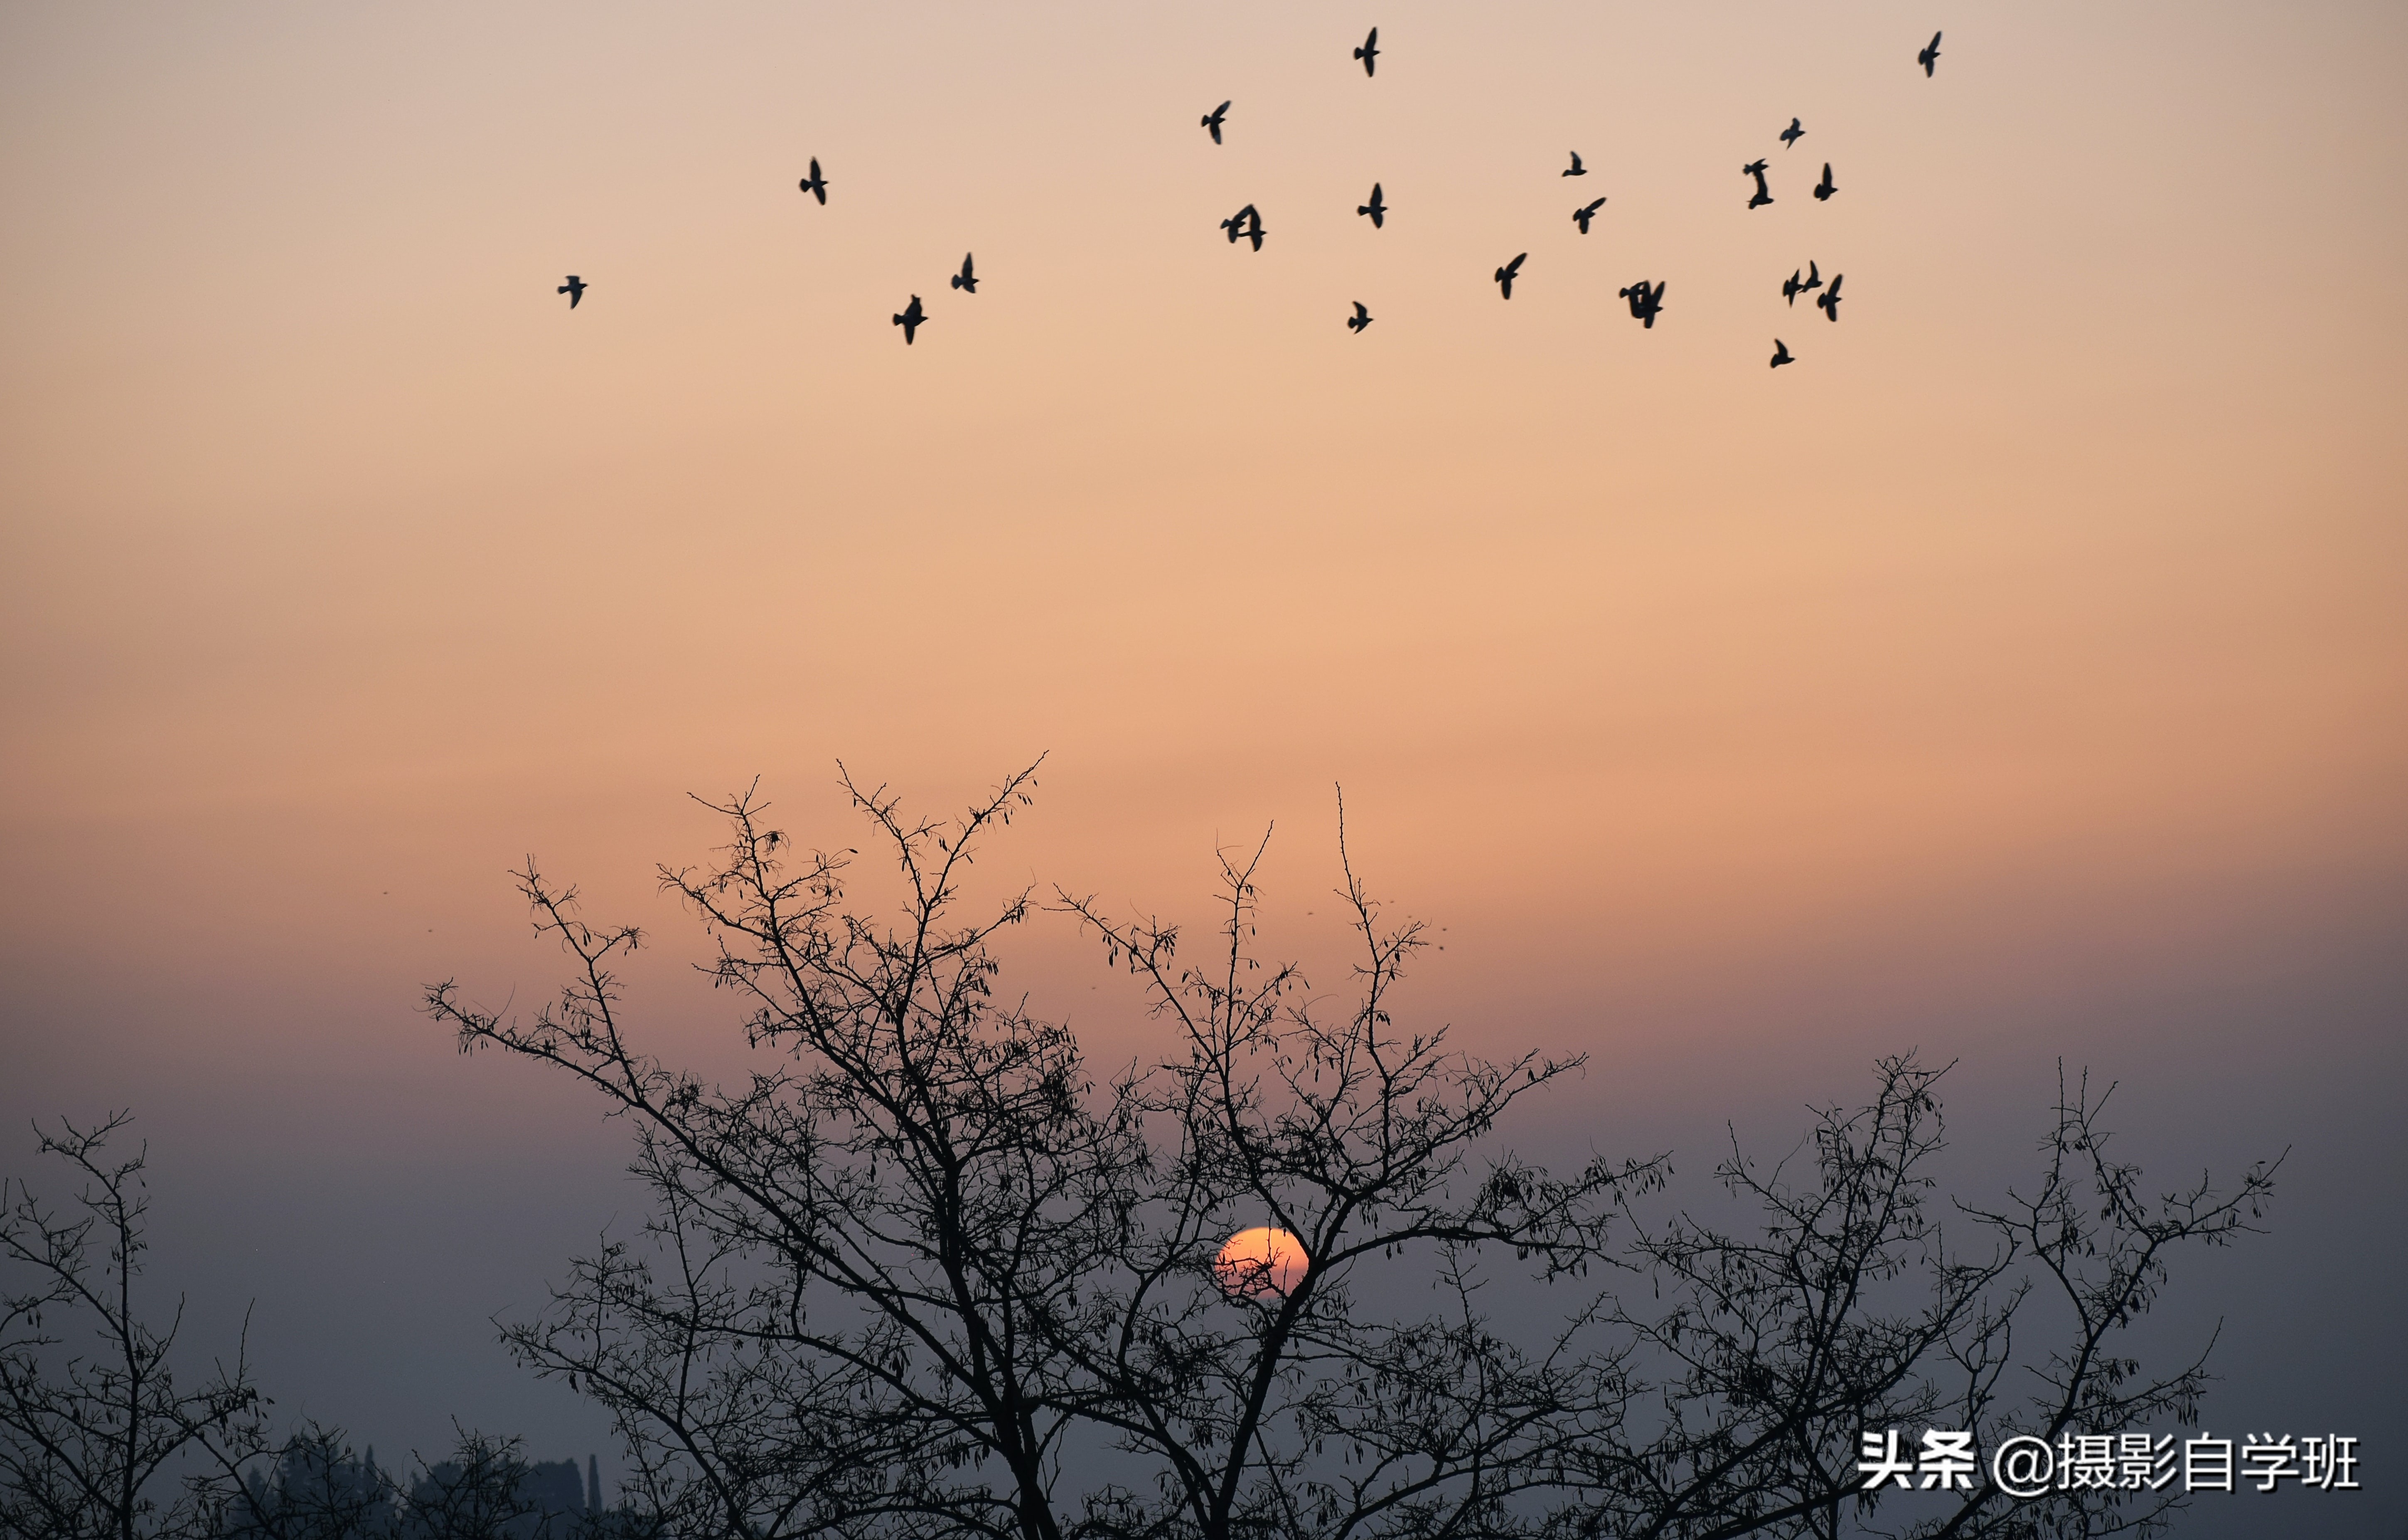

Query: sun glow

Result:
[1213,1226,1308,1297]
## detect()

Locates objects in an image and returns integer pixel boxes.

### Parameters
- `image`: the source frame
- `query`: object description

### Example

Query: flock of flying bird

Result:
[553,24,1951,369]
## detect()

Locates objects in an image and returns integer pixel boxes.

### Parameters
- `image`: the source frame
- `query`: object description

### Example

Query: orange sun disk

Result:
[1214,1226,1308,1296]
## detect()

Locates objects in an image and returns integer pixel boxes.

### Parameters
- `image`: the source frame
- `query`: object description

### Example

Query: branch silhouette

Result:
[418,768,2278,1540]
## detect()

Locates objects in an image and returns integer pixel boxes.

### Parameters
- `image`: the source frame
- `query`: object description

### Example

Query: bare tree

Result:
[431,765,1123,1540]
[426,767,2278,1540]
[1050,811,1661,1540]
[1555,1060,2276,1539]
[0,1114,269,1540]
[399,1430,554,1540]
[208,1426,394,1540]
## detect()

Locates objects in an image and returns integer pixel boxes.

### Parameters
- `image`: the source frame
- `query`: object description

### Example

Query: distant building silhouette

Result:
[525,1460,586,1519]
[218,1436,600,1538]
[224,1434,394,1536]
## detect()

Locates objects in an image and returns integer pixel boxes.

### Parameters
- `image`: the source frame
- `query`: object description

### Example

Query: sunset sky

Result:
[3,4,2403,1533]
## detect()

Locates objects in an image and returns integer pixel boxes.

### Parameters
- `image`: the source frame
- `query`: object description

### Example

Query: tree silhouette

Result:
[212,1427,392,1540]
[2,1125,614,1540]
[208,1421,604,1540]
[426,765,2279,1540]
[1,1114,269,1540]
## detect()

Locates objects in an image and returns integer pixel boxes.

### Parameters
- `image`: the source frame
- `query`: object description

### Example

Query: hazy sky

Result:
[3,5,2403,1534]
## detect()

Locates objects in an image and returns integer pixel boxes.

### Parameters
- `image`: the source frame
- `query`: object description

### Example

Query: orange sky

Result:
[3,2,2404,1516]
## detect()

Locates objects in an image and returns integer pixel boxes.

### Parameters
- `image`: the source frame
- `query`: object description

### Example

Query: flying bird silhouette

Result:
[1782,259,1823,305]
[1815,273,1844,321]
[1358,182,1387,228]
[893,294,926,344]
[950,253,977,293]
[1354,27,1379,76]
[1220,203,1258,244]
[1573,196,1606,234]
[1347,301,1372,333]
[1770,338,1794,368]
[1494,252,1527,299]
[1563,151,1587,177]
[1202,101,1230,144]
[797,158,828,204]
[1813,162,1837,201]
[558,275,586,308]
[1919,31,1942,76]
[1780,117,1804,149]
[1618,280,1666,327]
[1744,159,1773,209]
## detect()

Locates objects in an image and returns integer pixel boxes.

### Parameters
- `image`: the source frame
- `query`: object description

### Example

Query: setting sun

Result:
[1213,1225,1308,1297]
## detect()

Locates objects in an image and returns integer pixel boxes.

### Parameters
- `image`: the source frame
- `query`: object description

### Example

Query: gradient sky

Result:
[3,5,2404,1535]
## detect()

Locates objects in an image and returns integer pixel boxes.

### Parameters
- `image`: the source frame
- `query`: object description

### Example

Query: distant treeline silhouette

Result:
[214,1429,616,1540]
